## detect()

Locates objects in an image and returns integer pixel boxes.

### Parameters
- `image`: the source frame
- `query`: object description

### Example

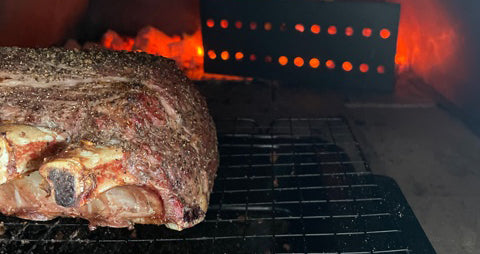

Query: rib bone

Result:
[39,141,137,207]
[0,124,65,184]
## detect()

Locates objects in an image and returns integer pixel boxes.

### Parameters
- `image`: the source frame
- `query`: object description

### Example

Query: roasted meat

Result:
[0,47,218,230]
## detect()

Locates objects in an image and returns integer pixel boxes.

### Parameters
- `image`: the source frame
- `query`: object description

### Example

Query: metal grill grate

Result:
[0,118,434,253]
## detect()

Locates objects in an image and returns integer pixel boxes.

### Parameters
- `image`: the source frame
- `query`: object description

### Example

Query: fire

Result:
[309,58,320,68]
[380,29,391,39]
[196,46,204,57]
[99,0,464,88]
[294,24,305,32]
[101,26,243,81]
[102,30,134,51]
[294,57,304,67]
[220,51,229,61]
[359,63,369,73]
[235,52,244,60]
[392,0,462,74]
[278,56,288,66]
[342,61,353,72]
[390,0,470,103]
[326,60,335,69]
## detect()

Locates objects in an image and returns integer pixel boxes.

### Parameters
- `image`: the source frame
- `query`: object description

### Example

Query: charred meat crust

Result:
[183,205,204,223]
[0,47,219,230]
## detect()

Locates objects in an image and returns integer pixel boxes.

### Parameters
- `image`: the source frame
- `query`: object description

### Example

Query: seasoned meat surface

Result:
[0,47,218,230]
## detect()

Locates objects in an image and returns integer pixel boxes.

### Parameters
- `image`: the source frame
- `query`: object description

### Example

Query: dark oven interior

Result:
[1,0,480,253]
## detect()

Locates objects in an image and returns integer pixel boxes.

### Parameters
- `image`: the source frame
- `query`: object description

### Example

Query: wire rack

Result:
[0,118,433,254]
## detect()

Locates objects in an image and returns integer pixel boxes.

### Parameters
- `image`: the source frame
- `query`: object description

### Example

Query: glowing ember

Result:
[362,28,372,37]
[235,21,242,29]
[101,26,244,81]
[235,52,244,60]
[264,22,272,31]
[326,60,335,69]
[310,25,321,34]
[197,47,204,57]
[294,57,304,67]
[133,26,181,58]
[380,29,391,39]
[309,58,320,68]
[102,30,134,51]
[345,27,354,37]
[328,26,337,35]
[295,24,305,32]
[220,19,229,29]
[359,63,369,73]
[342,61,353,72]
[98,0,464,86]
[206,19,214,28]
[220,51,229,60]
[278,56,288,66]
[377,65,385,74]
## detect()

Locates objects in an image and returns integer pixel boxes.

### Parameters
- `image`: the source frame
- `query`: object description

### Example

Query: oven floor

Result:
[198,74,480,253]
[347,107,480,254]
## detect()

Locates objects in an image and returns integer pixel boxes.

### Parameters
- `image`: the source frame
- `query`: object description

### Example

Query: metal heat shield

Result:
[200,0,400,91]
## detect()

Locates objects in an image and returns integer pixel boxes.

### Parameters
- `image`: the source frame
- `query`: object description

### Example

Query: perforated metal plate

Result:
[200,0,400,91]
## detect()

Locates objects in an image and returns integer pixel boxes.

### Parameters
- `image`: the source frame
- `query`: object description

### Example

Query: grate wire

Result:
[0,118,428,253]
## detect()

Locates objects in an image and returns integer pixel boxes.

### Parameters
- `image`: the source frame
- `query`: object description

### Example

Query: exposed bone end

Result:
[47,169,76,207]
[0,171,165,227]
[40,158,95,207]
[40,141,134,208]
[0,124,65,185]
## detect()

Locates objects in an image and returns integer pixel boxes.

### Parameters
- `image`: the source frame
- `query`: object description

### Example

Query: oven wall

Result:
[428,0,480,128]
[441,0,480,127]
[75,0,199,42]
[0,0,199,46]
[0,0,88,47]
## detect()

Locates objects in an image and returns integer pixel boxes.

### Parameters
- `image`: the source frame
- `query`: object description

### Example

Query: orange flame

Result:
[393,0,462,73]
[391,0,468,101]
[196,46,204,57]
[101,30,134,51]
[101,26,243,81]
[100,0,465,88]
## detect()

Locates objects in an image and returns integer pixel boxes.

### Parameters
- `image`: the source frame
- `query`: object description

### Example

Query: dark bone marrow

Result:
[48,169,76,207]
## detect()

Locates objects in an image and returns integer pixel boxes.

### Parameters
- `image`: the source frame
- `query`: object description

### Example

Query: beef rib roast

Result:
[0,47,219,230]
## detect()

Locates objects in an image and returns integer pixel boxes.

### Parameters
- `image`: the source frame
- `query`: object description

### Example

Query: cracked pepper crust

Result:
[0,47,218,230]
